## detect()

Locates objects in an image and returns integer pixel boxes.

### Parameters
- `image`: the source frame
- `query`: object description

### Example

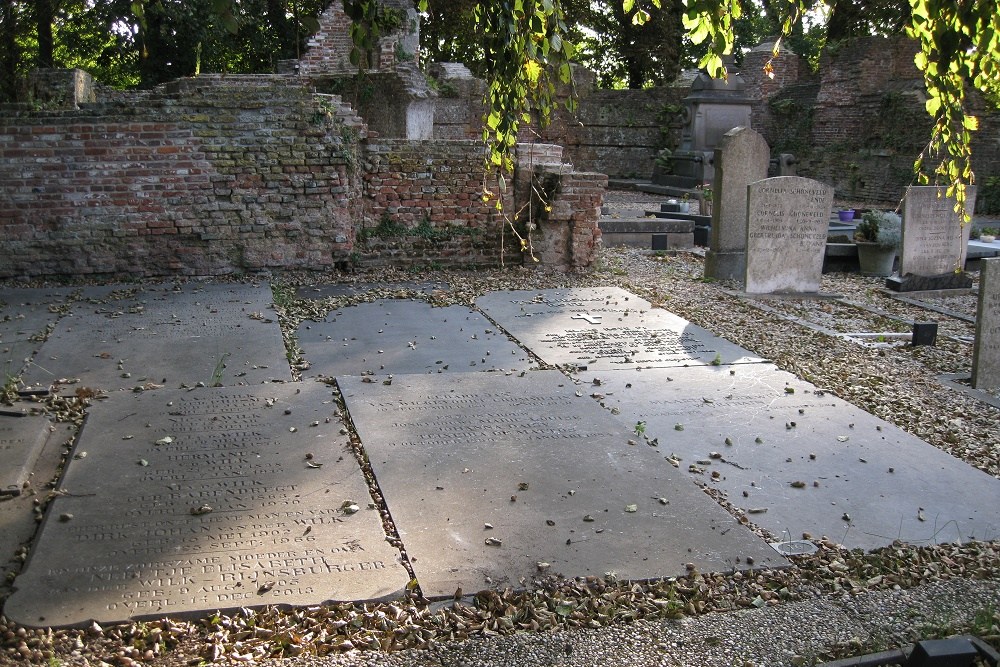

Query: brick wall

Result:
[355,138,506,268]
[1,72,603,278]
[297,3,356,76]
[751,36,1000,207]
[0,74,365,278]
[429,65,686,180]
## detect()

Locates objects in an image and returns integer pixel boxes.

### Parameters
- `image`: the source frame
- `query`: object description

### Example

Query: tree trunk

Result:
[35,0,53,68]
[0,1,20,103]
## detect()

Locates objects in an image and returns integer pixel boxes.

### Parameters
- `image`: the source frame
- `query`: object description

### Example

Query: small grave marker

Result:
[744,176,834,295]
[973,257,1000,391]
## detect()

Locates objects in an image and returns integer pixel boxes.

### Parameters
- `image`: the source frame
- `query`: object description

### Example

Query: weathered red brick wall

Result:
[297,3,356,76]
[430,67,686,180]
[355,139,507,268]
[752,36,999,206]
[0,75,364,278]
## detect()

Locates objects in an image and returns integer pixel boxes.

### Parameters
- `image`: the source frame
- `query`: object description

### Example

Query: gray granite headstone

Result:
[744,177,834,294]
[589,366,1000,550]
[973,257,1000,391]
[477,287,766,370]
[22,283,290,392]
[339,371,784,599]
[704,127,770,281]
[297,300,533,377]
[888,186,976,292]
[4,383,407,627]
[0,415,52,496]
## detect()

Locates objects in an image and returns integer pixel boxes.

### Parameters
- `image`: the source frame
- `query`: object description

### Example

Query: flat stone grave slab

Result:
[0,420,72,600]
[587,365,1000,550]
[295,281,450,300]
[3,382,408,627]
[477,287,766,370]
[0,287,75,341]
[0,414,53,496]
[297,300,534,377]
[22,282,290,392]
[1,287,77,378]
[338,370,784,599]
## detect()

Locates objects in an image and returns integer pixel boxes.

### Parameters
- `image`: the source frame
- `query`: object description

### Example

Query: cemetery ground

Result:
[1,210,1000,664]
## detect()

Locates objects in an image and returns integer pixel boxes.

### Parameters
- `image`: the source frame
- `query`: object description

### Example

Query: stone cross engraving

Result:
[571,312,603,324]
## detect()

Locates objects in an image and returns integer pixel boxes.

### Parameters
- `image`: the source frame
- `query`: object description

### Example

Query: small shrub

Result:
[855,210,901,249]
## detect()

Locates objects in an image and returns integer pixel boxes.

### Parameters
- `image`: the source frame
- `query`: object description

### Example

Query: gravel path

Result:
[1,224,998,666]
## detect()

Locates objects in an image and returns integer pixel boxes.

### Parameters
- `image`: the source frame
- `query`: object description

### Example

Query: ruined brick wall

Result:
[297,3,356,76]
[430,66,686,180]
[528,169,607,270]
[356,138,507,268]
[751,36,1000,206]
[0,74,364,278]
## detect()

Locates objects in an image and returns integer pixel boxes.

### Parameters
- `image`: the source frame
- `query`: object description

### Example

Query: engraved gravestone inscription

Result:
[477,287,765,369]
[338,371,784,599]
[900,186,976,277]
[744,177,833,294]
[4,383,407,627]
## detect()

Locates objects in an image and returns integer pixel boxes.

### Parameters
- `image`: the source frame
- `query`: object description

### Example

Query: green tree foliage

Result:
[419,0,482,73]
[908,0,998,218]
[573,0,684,89]
[0,0,325,99]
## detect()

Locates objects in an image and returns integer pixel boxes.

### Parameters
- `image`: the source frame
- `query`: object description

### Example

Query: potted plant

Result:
[698,182,713,216]
[980,226,998,243]
[838,208,856,222]
[854,210,901,276]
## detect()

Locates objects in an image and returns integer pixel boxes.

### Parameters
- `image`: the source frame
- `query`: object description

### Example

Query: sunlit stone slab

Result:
[22,282,290,391]
[4,382,408,627]
[477,287,765,370]
[589,365,1000,550]
[339,370,784,599]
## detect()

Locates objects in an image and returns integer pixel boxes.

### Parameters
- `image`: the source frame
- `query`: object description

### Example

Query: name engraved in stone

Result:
[165,415,264,432]
[0,437,27,451]
[373,394,567,412]
[46,551,386,612]
[540,327,711,361]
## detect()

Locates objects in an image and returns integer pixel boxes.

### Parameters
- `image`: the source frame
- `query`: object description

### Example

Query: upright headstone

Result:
[887,186,976,292]
[744,176,834,295]
[704,127,770,281]
[973,257,1000,391]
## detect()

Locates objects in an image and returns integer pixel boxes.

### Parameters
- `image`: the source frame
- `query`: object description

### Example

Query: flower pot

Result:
[856,242,896,277]
[981,234,996,244]
[838,209,855,222]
